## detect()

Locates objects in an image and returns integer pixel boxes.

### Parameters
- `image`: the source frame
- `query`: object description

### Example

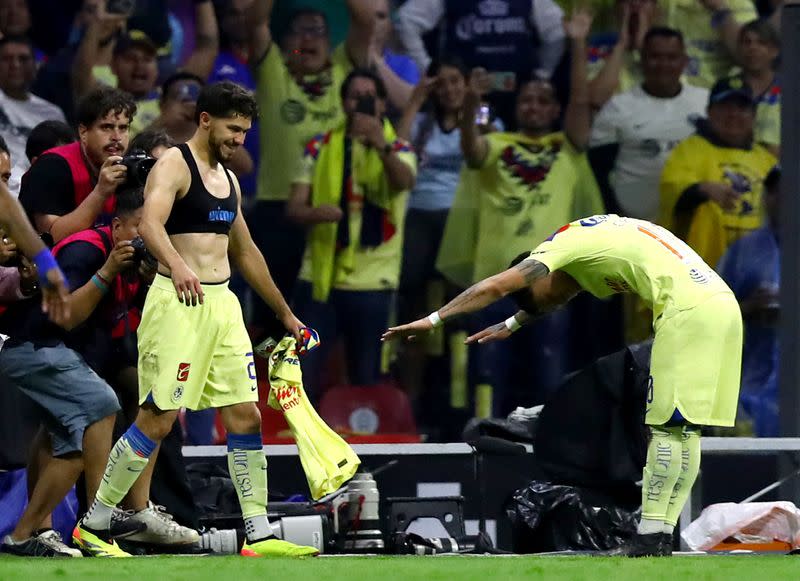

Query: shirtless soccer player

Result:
[74,81,317,558]
[383,214,743,557]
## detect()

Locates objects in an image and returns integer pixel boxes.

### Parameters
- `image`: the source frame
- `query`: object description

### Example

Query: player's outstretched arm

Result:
[382,260,550,342]
[465,311,531,345]
[0,181,69,323]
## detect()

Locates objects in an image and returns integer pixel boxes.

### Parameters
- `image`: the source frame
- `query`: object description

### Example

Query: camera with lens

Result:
[2,232,53,269]
[130,236,156,269]
[116,150,157,194]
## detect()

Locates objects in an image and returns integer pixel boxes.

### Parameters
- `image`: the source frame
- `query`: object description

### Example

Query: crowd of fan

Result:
[0,0,785,441]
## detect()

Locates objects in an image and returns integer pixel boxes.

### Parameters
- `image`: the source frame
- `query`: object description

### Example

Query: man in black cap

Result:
[659,76,777,268]
[71,1,220,136]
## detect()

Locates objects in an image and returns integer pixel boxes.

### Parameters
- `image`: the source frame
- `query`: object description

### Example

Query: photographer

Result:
[19,87,136,243]
[287,68,416,397]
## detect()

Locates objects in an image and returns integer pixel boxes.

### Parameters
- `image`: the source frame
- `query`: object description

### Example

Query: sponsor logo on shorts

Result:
[172,385,184,404]
[176,362,191,382]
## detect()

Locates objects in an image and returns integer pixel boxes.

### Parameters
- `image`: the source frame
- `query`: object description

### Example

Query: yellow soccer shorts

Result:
[647,292,743,427]
[138,274,258,411]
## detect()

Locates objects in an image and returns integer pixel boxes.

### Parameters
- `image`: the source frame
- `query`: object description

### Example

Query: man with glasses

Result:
[0,35,66,196]
[244,1,375,328]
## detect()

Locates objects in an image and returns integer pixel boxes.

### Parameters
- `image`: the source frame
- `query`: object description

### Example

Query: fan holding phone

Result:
[285,68,417,396]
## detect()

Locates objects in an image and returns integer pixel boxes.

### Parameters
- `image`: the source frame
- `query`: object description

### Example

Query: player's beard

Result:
[208,129,237,164]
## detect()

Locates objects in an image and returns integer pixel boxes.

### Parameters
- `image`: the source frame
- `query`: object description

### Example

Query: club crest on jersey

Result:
[176,362,191,382]
[499,140,560,193]
[171,385,184,403]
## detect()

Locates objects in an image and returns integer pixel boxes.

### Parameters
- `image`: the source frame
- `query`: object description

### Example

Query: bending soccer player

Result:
[74,82,317,558]
[383,214,743,557]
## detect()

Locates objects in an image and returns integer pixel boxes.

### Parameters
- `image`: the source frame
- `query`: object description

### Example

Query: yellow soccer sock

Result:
[227,434,271,541]
[639,426,683,531]
[86,425,155,529]
[664,426,702,528]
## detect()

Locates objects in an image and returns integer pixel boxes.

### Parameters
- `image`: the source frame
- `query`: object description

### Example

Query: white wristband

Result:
[427,311,443,328]
[505,315,522,333]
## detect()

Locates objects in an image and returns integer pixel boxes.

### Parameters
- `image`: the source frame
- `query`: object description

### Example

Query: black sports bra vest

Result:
[165,144,238,235]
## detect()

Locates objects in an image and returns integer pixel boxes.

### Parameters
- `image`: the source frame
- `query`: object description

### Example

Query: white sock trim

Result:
[637,518,664,535]
[244,514,272,542]
[83,498,115,530]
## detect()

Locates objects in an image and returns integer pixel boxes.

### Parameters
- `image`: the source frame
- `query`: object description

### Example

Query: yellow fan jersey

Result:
[660,134,776,267]
[436,132,604,288]
[255,44,352,202]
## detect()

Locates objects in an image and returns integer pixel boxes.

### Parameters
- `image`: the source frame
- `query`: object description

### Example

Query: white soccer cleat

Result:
[123,503,200,545]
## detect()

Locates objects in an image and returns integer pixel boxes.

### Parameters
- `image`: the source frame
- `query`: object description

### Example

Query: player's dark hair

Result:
[0,134,9,157]
[507,252,538,313]
[195,81,259,124]
[114,187,144,218]
[76,87,138,128]
[25,120,76,162]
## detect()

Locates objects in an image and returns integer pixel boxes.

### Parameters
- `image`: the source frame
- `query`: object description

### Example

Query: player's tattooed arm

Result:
[437,259,549,321]
[514,259,550,284]
[382,258,551,343]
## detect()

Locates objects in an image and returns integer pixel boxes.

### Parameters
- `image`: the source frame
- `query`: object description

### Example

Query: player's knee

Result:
[135,406,177,442]
[224,403,262,435]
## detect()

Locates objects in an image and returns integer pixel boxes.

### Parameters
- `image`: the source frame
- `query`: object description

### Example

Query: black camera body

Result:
[130,236,156,268]
[116,151,157,194]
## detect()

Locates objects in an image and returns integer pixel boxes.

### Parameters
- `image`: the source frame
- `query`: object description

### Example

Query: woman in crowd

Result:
[395,58,497,411]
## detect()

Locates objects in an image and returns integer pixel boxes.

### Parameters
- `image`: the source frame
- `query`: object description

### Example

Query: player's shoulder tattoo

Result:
[513,259,550,283]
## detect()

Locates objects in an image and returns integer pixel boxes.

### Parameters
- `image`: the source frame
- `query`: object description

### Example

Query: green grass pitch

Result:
[0,555,796,581]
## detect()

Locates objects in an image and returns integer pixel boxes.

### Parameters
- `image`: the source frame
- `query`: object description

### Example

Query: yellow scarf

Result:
[309,120,402,301]
[267,336,360,499]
